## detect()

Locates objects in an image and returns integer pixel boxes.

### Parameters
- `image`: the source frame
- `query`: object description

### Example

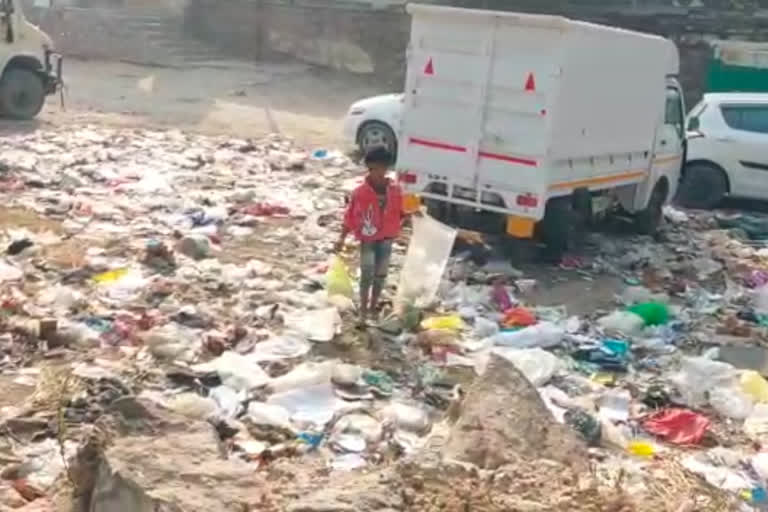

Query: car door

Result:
[719,103,768,199]
[649,86,685,202]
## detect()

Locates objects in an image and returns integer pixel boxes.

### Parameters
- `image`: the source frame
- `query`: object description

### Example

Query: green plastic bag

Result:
[326,256,354,298]
[626,301,669,326]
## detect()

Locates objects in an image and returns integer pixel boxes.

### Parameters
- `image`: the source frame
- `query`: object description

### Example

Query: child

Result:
[335,146,404,325]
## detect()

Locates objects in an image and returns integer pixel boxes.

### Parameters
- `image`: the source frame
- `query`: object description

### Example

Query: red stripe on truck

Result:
[408,137,467,152]
[479,151,537,167]
[408,138,538,167]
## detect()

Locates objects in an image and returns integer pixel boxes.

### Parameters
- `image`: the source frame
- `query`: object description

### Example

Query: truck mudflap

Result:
[42,49,63,95]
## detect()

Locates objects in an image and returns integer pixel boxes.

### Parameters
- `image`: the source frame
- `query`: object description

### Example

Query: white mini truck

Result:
[396,4,686,256]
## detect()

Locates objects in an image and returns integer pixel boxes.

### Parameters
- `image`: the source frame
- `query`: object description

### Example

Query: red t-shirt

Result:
[344,178,403,242]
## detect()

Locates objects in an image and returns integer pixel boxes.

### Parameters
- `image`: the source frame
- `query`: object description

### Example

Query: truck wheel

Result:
[677,163,727,210]
[635,180,667,235]
[0,68,45,120]
[538,197,571,263]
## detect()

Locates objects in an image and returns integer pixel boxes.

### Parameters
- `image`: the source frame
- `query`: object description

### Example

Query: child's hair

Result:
[364,146,394,167]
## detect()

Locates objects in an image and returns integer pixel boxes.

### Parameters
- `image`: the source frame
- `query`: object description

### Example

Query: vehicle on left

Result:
[0,0,62,120]
[343,93,403,155]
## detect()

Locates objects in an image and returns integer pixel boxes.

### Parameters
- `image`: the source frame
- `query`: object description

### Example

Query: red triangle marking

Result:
[524,72,536,92]
[424,58,434,75]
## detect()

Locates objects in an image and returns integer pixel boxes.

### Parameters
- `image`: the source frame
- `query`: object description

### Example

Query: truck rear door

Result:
[397,6,561,217]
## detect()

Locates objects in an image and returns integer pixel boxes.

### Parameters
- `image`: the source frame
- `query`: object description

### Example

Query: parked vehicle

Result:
[343,93,402,155]
[0,0,62,120]
[679,93,768,209]
[395,4,686,257]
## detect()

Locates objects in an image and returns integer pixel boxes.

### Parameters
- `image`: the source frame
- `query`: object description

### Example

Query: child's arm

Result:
[335,194,355,252]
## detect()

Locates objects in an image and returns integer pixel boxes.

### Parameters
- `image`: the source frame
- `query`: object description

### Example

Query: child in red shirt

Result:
[336,147,404,325]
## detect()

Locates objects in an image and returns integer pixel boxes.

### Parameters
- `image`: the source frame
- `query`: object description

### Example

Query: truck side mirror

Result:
[687,117,700,131]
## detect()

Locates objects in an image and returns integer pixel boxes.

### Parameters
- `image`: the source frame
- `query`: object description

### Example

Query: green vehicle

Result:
[707,40,768,94]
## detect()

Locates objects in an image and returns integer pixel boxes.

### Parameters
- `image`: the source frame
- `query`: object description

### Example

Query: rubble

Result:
[0,126,767,511]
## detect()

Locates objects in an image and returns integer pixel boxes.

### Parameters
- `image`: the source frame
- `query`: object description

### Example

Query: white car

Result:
[343,93,403,155]
[679,93,768,209]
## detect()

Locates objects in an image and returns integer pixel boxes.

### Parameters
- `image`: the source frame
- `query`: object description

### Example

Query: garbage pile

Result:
[1,125,768,510]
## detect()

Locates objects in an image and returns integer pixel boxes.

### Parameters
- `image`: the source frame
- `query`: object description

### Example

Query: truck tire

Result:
[0,68,45,120]
[635,180,667,235]
[538,197,571,263]
[677,162,727,210]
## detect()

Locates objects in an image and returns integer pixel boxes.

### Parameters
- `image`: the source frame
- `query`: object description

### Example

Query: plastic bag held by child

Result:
[326,255,354,299]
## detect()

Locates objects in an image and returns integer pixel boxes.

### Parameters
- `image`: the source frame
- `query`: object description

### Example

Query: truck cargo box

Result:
[397,4,681,222]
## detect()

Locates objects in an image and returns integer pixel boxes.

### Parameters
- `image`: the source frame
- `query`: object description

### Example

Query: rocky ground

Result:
[1,59,768,512]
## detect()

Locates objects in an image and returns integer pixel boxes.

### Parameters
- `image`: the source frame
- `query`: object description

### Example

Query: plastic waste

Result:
[489,322,564,349]
[502,307,537,328]
[267,382,345,428]
[492,347,561,386]
[491,281,514,312]
[396,214,457,308]
[626,301,670,326]
[381,402,430,434]
[246,402,293,429]
[326,255,354,299]
[745,404,768,442]
[143,323,200,362]
[269,360,335,394]
[741,371,768,403]
[168,393,218,420]
[709,386,754,420]
[249,335,311,362]
[178,234,211,260]
[472,316,499,339]
[597,388,631,423]
[209,386,244,419]
[420,315,464,331]
[643,408,710,445]
[286,307,341,342]
[671,356,738,408]
[597,311,644,335]
[627,440,657,457]
[91,267,129,284]
[193,351,271,392]
[332,414,383,444]
[16,439,79,491]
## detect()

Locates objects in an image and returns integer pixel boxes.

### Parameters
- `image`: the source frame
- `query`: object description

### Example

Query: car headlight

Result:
[350,107,365,116]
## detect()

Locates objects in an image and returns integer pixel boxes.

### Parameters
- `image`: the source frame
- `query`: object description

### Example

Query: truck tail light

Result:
[516,194,538,208]
[399,172,417,184]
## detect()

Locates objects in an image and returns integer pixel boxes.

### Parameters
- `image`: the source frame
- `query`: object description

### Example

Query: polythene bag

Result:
[396,214,457,308]
[326,255,354,299]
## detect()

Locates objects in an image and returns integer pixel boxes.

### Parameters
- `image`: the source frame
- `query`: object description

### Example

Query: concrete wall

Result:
[184,0,768,103]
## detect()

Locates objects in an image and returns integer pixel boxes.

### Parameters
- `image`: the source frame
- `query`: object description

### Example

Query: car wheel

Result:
[677,162,727,210]
[358,121,397,156]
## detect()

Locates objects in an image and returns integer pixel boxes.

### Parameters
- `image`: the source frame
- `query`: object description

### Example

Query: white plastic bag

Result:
[396,215,457,308]
[709,386,754,420]
[192,351,271,392]
[670,356,737,408]
[489,322,564,349]
[597,311,645,335]
[492,347,561,386]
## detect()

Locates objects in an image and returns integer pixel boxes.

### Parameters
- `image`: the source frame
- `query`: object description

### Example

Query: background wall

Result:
[20,0,768,103]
